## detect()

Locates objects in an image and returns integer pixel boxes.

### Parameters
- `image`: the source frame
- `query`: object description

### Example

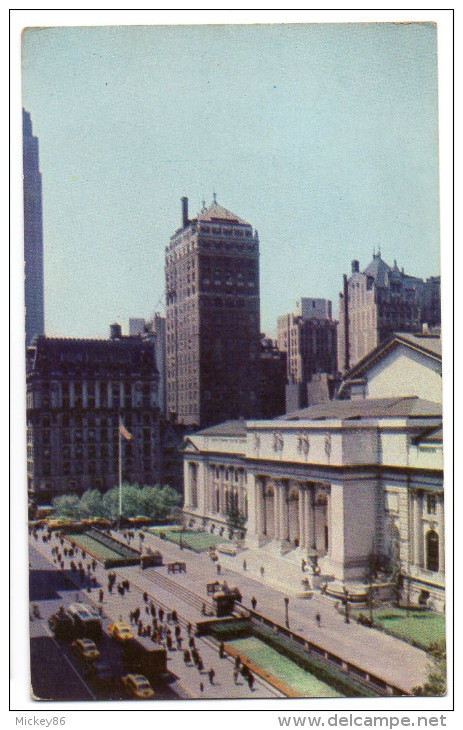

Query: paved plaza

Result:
[29,526,431,700]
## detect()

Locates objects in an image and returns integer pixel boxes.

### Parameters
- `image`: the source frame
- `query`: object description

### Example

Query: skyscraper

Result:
[23,109,45,348]
[165,196,261,427]
[337,254,441,373]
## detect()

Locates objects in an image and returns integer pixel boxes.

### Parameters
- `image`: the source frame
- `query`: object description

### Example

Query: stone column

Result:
[413,491,423,568]
[280,481,289,542]
[438,499,445,574]
[255,476,265,537]
[298,484,306,549]
[184,462,192,508]
[306,483,315,550]
[271,481,279,539]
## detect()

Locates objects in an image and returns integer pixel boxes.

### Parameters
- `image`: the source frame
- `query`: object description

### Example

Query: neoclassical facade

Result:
[183,397,444,610]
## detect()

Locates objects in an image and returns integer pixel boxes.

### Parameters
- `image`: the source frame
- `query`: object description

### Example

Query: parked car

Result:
[84,662,115,687]
[121,674,155,699]
[48,610,74,640]
[71,638,100,661]
[108,622,134,642]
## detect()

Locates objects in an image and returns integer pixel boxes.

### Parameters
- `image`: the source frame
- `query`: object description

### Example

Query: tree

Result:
[52,494,80,518]
[226,502,246,531]
[412,641,446,696]
[78,489,105,518]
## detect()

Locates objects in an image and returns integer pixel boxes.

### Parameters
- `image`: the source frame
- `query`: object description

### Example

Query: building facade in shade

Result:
[183,342,444,611]
[277,298,338,385]
[23,109,45,348]
[337,254,441,373]
[26,325,161,502]
[259,336,287,419]
[165,197,261,428]
[129,313,167,415]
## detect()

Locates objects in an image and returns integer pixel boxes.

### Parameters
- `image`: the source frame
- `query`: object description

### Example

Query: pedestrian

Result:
[243,559,247,571]
[199,681,204,694]
[234,655,241,670]
[99,589,104,603]
[301,559,306,572]
[247,672,254,691]
[197,657,204,672]
[158,607,164,622]
[177,636,183,650]
[208,668,215,685]
[233,669,239,685]
[316,612,321,627]
[183,649,191,664]
[219,642,225,658]
[251,596,257,611]
[189,636,196,649]
[216,563,221,575]
[260,566,264,577]
[143,591,148,603]
[187,622,192,635]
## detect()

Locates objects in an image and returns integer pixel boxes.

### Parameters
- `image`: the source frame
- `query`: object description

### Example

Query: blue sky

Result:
[22,22,440,339]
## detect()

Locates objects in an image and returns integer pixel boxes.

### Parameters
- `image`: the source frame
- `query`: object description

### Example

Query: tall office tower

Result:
[26,325,161,502]
[277,297,338,385]
[23,109,45,348]
[337,254,441,373]
[166,196,261,428]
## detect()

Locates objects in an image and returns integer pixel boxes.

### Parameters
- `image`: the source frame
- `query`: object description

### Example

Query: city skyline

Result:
[21,22,440,340]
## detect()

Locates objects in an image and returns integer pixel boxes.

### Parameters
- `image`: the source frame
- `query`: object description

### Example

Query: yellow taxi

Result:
[108,621,134,642]
[121,674,155,699]
[71,638,100,661]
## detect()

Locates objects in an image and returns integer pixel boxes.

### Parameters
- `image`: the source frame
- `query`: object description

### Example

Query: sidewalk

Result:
[29,533,279,701]
[135,529,430,694]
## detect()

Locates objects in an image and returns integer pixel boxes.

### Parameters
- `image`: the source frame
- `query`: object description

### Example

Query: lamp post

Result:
[284,597,290,628]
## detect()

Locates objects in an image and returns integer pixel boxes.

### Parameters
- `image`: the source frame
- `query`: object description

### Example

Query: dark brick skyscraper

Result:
[23,109,45,348]
[166,197,261,427]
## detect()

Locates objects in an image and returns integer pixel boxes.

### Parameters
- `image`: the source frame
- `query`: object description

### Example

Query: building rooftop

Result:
[362,253,391,287]
[394,332,442,357]
[197,203,250,226]
[279,396,442,421]
[196,419,248,437]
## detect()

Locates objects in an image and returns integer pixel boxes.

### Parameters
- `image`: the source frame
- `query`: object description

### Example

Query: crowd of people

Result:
[30,525,259,697]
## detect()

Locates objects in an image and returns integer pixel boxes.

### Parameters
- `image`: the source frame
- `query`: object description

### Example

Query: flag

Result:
[119,422,133,441]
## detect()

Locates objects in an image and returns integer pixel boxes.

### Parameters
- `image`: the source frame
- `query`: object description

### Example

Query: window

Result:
[426,494,437,515]
[426,530,439,572]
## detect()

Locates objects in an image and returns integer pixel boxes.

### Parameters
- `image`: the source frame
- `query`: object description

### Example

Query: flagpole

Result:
[118,416,122,519]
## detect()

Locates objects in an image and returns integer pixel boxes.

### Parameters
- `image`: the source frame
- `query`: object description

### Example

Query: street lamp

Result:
[284,597,290,628]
